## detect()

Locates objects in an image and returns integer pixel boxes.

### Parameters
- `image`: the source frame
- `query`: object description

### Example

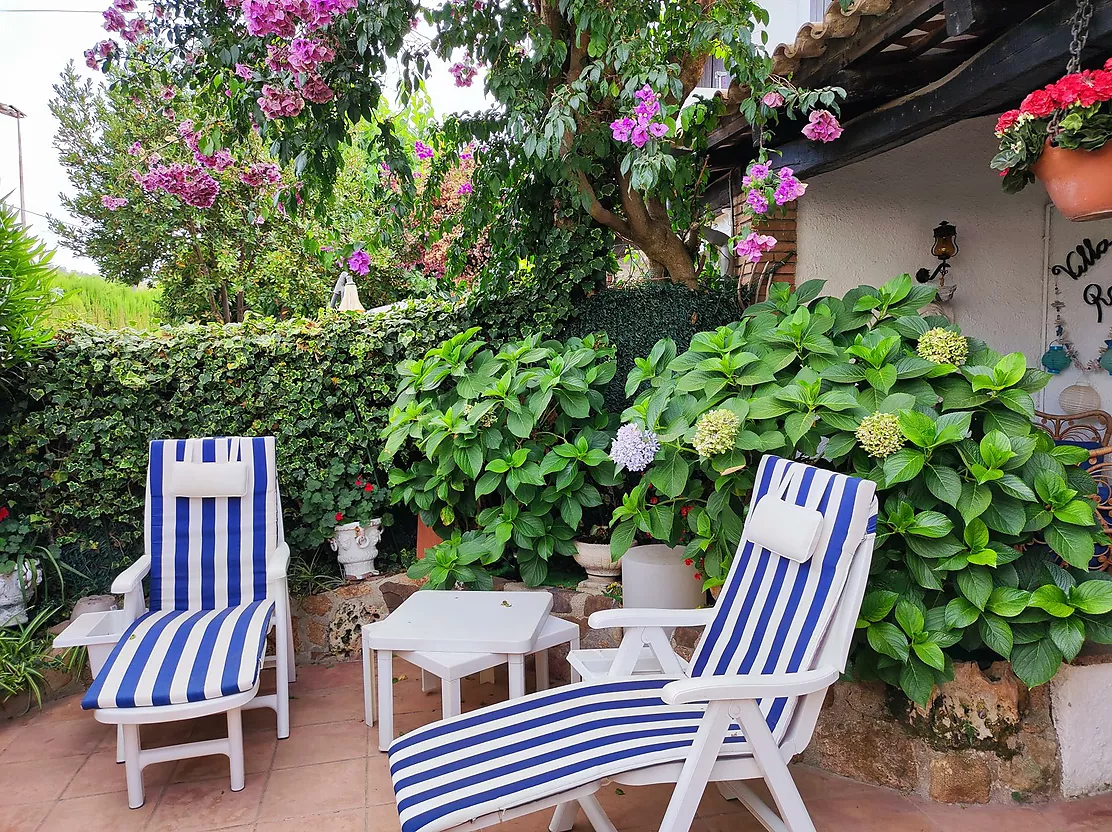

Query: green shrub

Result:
[381,328,625,587]
[0,200,55,390]
[558,282,743,412]
[0,246,603,593]
[619,275,1112,702]
[47,270,161,330]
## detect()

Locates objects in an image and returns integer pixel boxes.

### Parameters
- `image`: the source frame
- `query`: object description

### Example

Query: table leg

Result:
[442,678,461,719]
[421,669,440,693]
[478,668,496,685]
[569,636,581,683]
[535,648,550,691]
[508,654,526,699]
[377,650,393,752]
[362,641,375,727]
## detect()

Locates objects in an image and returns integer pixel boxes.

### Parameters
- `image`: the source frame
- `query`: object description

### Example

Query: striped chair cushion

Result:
[388,457,877,832]
[390,678,750,832]
[147,437,279,611]
[81,601,274,709]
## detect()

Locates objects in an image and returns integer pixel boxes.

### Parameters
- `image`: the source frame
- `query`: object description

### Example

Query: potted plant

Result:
[304,471,388,580]
[992,59,1112,220]
[0,556,42,627]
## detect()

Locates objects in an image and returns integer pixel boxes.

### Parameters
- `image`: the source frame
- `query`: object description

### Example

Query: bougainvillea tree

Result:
[85,0,844,290]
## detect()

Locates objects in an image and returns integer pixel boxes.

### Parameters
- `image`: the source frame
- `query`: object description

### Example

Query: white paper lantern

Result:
[1059,381,1102,415]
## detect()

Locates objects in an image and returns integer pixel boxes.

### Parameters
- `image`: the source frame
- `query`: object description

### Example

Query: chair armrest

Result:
[267,542,291,583]
[111,555,151,595]
[587,608,716,630]
[661,667,840,705]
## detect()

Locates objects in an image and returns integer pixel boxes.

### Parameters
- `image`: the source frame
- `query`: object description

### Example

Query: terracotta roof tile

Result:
[770,0,894,76]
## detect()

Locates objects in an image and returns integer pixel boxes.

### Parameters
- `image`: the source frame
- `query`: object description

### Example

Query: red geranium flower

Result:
[1020,88,1056,118]
[692,572,702,581]
[364,484,374,492]
[355,476,364,486]
[680,506,691,517]
[995,109,1021,134]
[1093,70,1112,102]
[684,558,694,566]
[0,506,8,522]
[335,512,344,522]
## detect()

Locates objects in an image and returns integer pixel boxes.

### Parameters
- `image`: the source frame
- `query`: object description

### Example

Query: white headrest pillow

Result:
[744,470,826,563]
[164,460,250,498]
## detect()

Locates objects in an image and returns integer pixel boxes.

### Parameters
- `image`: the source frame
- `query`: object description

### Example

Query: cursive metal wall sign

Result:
[1052,237,1112,323]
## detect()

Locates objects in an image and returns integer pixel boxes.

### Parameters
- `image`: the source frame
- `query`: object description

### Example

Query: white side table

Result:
[361,590,554,751]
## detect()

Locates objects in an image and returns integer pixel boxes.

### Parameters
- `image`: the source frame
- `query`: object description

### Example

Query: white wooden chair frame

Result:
[94,543,296,809]
[420,527,875,832]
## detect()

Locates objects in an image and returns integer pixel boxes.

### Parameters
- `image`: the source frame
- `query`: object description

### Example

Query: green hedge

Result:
[0,247,607,596]
[559,282,743,412]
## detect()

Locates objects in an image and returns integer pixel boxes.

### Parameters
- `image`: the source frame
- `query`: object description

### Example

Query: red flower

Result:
[1020,88,1056,118]
[0,506,8,522]
[335,512,344,522]
[649,497,658,504]
[693,572,702,581]
[680,506,691,517]
[1093,70,1112,102]
[995,109,1021,134]
[684,558,694,566]
[355,476,364,486]
[364,484,374,492]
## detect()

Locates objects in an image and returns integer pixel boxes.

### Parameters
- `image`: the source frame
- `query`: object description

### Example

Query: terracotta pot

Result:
[416,517,443,560]
[1033,140,1112,221]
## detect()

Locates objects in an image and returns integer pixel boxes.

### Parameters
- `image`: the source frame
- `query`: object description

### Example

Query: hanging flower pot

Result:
[1032,140,1112,221]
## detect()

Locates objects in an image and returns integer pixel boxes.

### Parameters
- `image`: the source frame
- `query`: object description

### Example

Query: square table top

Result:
[361,590,553,653]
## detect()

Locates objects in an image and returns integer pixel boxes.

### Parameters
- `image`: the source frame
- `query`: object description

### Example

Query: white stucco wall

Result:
[1052,662,1112,797]
[797,116,1050,363]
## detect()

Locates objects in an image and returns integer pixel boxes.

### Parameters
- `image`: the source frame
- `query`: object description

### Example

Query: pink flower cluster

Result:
[735,232,777,264]
[101,195,128,211]
[90,0,148,65]
[239,162,282,187]
[135,162,221,208]
[236,0,356,37]
[761,91,784,108]
[288,37,335,72]
[177,120,235,172]
[801,109,843,143]
[258,84,305,119]
[997,60,1112,135]
[740,160,807,217]
[84,39,116,69]
[457,181,473,196]
[449,60,478,88]
[415,141,434,160]
[610,85,669,148]
[347,249,371,275]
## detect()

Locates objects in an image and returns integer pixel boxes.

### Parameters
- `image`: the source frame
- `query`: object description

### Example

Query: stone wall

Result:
[798,661,1060,804]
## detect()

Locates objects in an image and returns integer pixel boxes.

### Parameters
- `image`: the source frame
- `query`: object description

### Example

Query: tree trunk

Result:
[629,225,699,288]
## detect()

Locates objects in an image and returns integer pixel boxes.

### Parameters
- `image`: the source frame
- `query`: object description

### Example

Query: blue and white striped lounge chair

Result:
[387,455,878,832]
[82,437,295,808]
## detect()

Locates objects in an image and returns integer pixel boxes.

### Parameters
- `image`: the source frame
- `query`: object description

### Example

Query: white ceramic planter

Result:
[0,561,42,627]
[330,519,383,579]
[573,540,622,594]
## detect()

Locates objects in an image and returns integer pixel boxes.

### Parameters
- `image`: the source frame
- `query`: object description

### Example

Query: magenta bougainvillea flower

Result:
[101,195,128,211]
[734,231,777,263]
[347,249,371,276]
[414,140,434,160]
[802,109,843,143]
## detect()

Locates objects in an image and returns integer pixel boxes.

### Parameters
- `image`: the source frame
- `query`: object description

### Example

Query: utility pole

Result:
[0,102,27,226]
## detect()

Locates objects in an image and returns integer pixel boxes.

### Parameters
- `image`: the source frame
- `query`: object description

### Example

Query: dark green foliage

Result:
[0,246,606,595]
[559,282,743,413]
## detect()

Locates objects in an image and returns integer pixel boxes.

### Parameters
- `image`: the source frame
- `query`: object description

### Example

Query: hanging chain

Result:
[1050,0,1096,137]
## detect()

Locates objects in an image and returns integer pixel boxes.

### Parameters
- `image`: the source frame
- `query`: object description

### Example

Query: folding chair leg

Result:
[578,794,618,832]
[285,587,297,683]
[116,724,125,764]
[275,604,291,740]
[734,700,816,832]
[122,724,144,809]
[227,708,245,792]
[658,702,734,832]
[549,801,578,832]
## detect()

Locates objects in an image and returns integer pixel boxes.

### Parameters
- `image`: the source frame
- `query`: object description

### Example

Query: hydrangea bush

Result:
[616,274,1112,702]
[380,328,625,587]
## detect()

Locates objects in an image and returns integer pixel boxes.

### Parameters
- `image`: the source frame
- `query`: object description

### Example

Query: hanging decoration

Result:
[1060,380,1103,413]
[1043,273,1112,375]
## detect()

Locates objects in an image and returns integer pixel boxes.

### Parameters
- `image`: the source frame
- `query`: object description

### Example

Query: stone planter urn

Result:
[0,560,42,627]
[572,540,621,593]
[330,520,383,580]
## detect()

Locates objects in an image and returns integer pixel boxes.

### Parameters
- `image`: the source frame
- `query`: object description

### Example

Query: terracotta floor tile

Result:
[170,737,276,782]
[0,802,52,832]
[0,722,23,757]
[258,758,366,820]
[257,807,368,832]
[810,793,940,832]
[367,806,401,832]
[294,661,365,692]
[63,749,174,798]
[272,719,369,769]
[0,754,85,804]
[37,789,159,832]
[595,785,672,830]
[913,800,1061,832]
[291,685,367,727]
[150,775,266,830]
[792,763,894,801]
[0,717,109,761]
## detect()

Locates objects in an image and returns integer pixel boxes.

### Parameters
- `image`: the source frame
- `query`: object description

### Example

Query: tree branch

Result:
[575,170,631,238]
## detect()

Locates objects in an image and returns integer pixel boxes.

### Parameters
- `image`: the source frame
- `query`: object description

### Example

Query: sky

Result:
[0,3,490,273]
[0,3,806,274]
